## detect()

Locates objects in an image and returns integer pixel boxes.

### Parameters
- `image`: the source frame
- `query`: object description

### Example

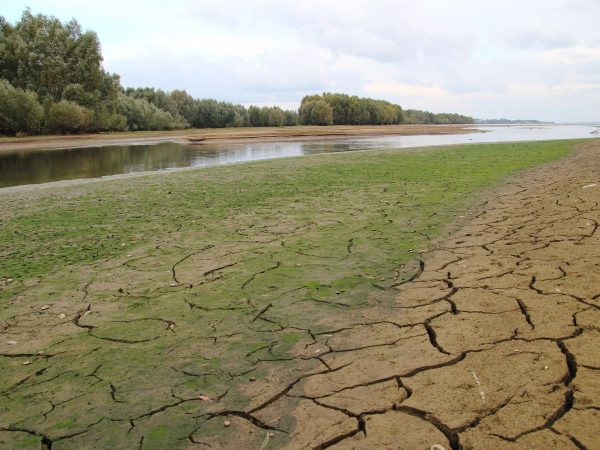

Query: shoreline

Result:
[0,124,477,153]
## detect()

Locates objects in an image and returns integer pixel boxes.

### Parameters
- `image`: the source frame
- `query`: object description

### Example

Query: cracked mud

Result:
[1,140,599,449]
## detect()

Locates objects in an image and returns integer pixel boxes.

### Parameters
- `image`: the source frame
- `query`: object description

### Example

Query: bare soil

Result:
[0,124,476,153]
[255,141,600,449]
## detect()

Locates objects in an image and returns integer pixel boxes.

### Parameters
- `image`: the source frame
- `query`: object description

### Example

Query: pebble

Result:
[224,420,231,427]
[22,360,31,365]
[7,340,18,345]
[41,305,50,310]
[58,314,66,319]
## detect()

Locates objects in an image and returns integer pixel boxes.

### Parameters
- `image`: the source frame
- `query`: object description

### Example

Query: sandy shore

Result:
[0,124,476,152]
[256,141,600,448]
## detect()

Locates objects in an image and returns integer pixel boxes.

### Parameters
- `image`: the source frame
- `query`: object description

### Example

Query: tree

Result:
[300,99,334,125]
[322,92,350,124]
[0,79,44,135]
[46,100,93,134]
[284,110,299,126]
[117,95,178,131]
[267,107,285,127]
[170,89,195,125]
[0,9,114,102]
[347,97,370,124]
[62,83,96,108]
[300,93,405,126]
[247,106,263,127]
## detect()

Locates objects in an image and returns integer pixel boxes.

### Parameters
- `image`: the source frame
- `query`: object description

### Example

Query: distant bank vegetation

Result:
[0,9,474,136]
[475,119,549,125]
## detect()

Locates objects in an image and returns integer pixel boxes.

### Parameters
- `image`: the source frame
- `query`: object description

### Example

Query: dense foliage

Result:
[300,93,404,125]
[403,109,475,125]
[0,9,474,135]
[0,78,44,134]
[476,119,546,124]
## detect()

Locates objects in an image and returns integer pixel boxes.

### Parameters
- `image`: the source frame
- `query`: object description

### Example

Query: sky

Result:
[3,1,600,122]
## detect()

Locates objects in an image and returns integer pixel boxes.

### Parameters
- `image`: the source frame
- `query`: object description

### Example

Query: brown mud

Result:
[229,142,600,449]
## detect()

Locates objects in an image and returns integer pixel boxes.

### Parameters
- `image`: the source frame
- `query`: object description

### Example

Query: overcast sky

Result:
[4,1,600,122]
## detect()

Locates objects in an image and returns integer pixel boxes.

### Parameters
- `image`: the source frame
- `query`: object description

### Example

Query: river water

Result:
[0,125,598,188]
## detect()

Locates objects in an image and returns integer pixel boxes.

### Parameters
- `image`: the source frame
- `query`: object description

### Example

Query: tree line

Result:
[300,93,404,125]
[403,109,475,125]
[0,9,474,135]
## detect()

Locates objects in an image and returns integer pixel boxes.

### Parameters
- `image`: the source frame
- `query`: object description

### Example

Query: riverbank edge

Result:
[0,124,478,153]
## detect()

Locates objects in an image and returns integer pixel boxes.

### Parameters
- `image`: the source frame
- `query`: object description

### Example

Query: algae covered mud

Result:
[0,124,597,188]
[0,139,598,449]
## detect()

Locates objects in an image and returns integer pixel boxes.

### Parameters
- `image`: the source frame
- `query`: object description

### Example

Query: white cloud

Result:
[3,0,600,121]
[364,81,450,99]
[539,46,600,65]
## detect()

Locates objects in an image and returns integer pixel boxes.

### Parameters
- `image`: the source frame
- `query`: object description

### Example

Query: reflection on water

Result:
[0,125,598,188]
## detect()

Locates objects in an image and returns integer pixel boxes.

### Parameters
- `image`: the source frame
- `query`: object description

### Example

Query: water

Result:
[0,125,598,188]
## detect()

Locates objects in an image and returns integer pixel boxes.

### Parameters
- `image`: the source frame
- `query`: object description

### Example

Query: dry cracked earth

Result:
[264,143,600,450]
[1,141,599,449]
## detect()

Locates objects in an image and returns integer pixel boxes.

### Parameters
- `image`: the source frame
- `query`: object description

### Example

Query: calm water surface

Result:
[1,125,598,188]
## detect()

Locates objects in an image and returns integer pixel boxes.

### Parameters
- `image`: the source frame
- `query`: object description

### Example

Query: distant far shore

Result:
[0,124,478,153]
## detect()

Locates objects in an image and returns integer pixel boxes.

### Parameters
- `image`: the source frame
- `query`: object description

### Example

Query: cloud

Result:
[507,29,576,51]
[364,81,449,99]
[539,46,600,65]
[4,0,600,121]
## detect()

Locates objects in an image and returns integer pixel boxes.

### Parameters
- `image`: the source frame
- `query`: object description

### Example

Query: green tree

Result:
[90,105,127,131]
[170,89,195,125]
[284,110,299,126]
[46,100,93,134]
[0,9,116,102]
[300,99,334,125]
[117,95,178,131]
[62,83,96,108]
[267,107,285,127]
[0,78,44,135]
[247,106,263,127]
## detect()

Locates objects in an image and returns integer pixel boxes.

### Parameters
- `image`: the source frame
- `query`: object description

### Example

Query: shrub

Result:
[46,100,93,133]
[0,79,44,135]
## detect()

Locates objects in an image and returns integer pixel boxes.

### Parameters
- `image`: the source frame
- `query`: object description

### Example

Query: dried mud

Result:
[263,141,600,449]
[0,141,599,449]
